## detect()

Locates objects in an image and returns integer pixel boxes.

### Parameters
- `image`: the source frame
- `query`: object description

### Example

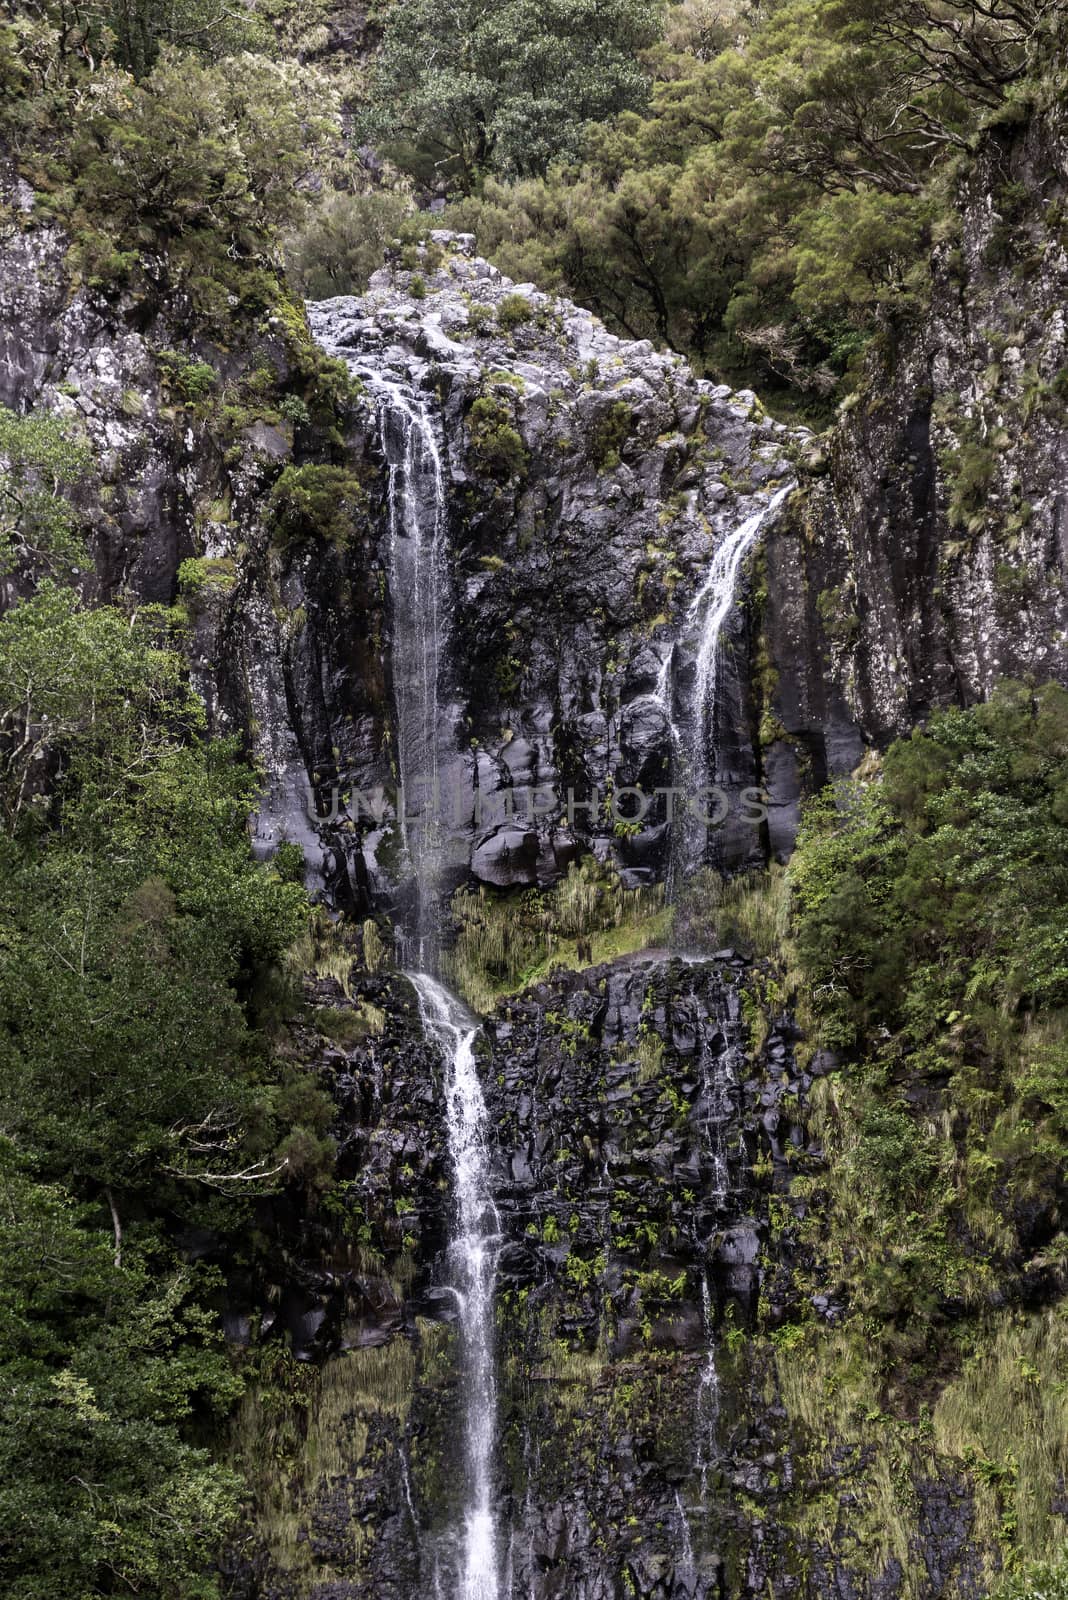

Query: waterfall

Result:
[307,310,503,1597]
[412,974,502,1600]
[371,375,450,967]
[695,1277,720,1491]
[656,484,794,881]
[673,1489,697,1593]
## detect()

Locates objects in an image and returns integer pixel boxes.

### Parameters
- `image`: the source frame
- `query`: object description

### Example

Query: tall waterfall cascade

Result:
[308,313,504,1599]
[412,975,502,1600]
[307,290,793,1598]
[373,375,450,967]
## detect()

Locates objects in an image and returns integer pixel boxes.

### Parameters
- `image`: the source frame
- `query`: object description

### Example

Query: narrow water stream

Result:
[411,974,501,1600]
[656,482,794,885]
[364,369,502,1597]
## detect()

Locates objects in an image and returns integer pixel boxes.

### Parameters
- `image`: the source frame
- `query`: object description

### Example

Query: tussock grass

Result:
[284,905,357,995]
[675,862,792,962]
[934,1306,1068,1563]
[445,858,669,1013]
[232,1338,417,1584]
[774,1328,930,1592]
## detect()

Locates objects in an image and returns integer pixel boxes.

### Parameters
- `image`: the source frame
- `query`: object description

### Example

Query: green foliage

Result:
[19,43,334,320]
[0,582,194,835]
[268,463,366,548]
[0,406,90,580]
[789,683,1068,1350]
[0,583,322,1597]
[588,400,633,470]
[445,0,1062,409]
[992,1555,1068,1600]
[6,0,271,80]
[177,555,236,597]
[0,1144,242,1600]
[446,858,668,1012]
[286,192,421,299]
[157,348,217,404]
[363,0,662,189]
[467,393,529,484]
[495,292,533,332]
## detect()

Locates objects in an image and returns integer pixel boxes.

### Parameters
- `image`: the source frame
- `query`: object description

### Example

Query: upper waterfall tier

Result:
[305,233,798,903]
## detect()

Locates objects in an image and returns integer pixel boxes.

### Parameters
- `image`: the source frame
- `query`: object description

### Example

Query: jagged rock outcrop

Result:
[759,98,1068,844]
[308,235,796,901]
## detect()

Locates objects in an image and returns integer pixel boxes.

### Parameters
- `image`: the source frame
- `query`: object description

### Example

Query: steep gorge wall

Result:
[758,98,1068,842]
[4,96,1068,1599]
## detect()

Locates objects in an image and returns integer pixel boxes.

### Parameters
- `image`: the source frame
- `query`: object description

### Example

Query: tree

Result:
[0,1143,243,1600]
[0,407,90,587]
[364,0,664,189]
[441,0,1063,410]
[7,0,270,78]
[0,584,314,1209]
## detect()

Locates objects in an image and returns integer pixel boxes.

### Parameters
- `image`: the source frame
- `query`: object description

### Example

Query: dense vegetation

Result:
[3,0,1068,1594]
[5,0,1062,409]
[790,679,1068,1348]
[392,0,1065,410]
[0,429,326,1592]
[714,686,1068,1584]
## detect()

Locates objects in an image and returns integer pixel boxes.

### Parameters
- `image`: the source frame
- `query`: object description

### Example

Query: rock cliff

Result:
[4,93,1068,1599]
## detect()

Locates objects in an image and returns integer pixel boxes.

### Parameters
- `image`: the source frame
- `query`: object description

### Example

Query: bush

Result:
[268,464,366,548]
[467,394,528,483]
[157,349,217,403]
[789,681,1068,1332]
[496,292,534,332]
[286,191,416,299]
[588,400,633,470]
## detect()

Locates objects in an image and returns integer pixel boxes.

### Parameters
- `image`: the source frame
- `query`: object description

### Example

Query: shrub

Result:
[467,394,528,483]
[286,191,416,299]
[268,464,366,548]
[157,350,217,404]
[496,293,534,332]
[588,400,633,470]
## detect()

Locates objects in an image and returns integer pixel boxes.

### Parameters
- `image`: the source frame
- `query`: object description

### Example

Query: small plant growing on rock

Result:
[177,556,236,597]
[496,293,533,332]
[157,349,217,404]
[589,400,633,471]
[268,463,366,548]
[467,394,528,483]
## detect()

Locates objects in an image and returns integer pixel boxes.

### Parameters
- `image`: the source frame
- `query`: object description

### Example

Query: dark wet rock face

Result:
[759,102,1068,814]
[307,235,797,900]
[236,957,984,1600]
[4,102,1067,1596]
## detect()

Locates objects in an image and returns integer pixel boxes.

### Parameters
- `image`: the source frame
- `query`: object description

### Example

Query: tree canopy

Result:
[364,0,664,187]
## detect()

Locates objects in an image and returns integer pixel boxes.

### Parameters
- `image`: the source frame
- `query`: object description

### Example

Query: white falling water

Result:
[412,973,502,1600]
[698,992,744,1209]
[655,484,794,880]
[674,1489,697,1592]
[309,322,503,1597]
[370,375,450,967]
[695,1277,721,1490]
[685,484,793,766]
